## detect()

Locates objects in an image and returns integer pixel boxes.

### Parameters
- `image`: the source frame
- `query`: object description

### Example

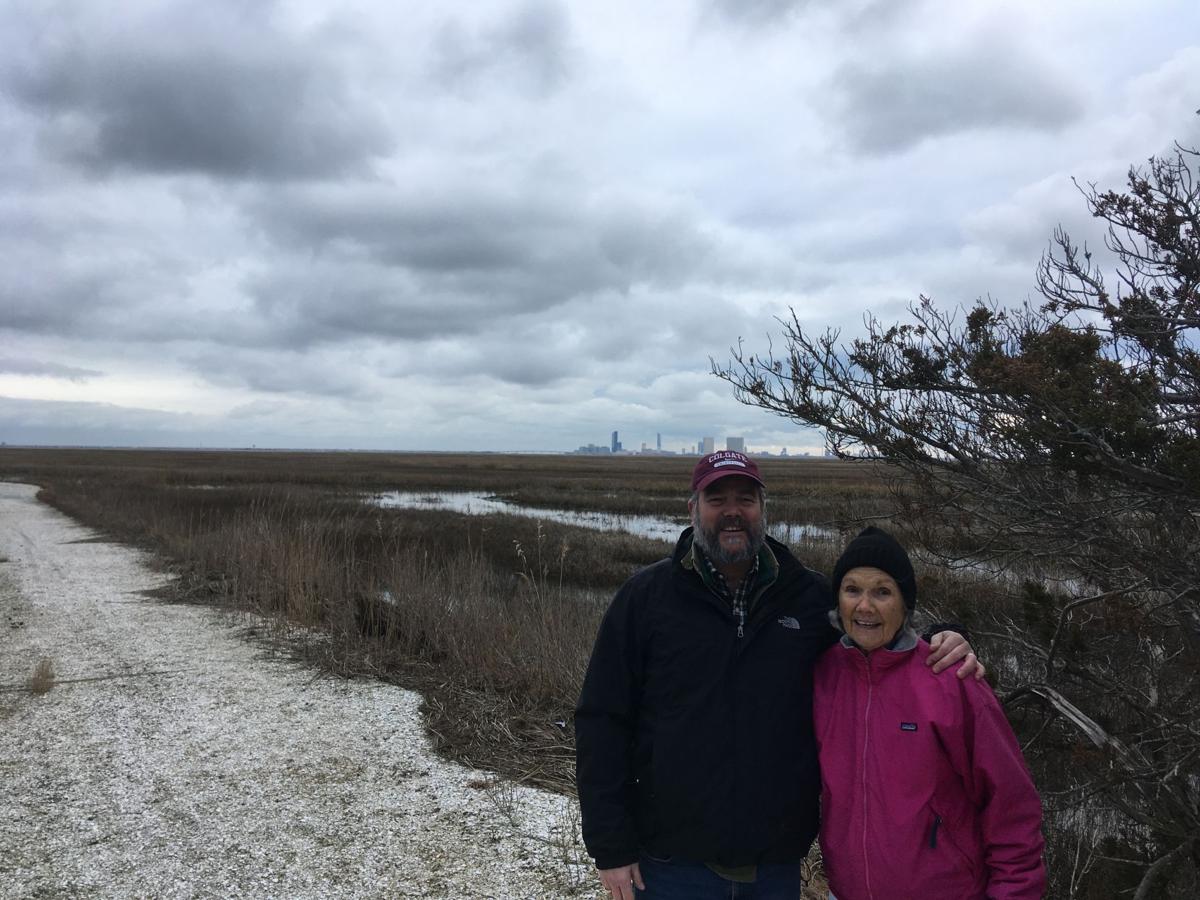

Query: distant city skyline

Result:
[575,428,820,457]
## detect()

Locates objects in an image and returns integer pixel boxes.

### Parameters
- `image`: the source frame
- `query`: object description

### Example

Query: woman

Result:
[814,527,1045,899]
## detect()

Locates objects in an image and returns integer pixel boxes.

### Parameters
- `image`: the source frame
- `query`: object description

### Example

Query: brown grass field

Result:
[2,447,1102,897]
[0,448,901,785]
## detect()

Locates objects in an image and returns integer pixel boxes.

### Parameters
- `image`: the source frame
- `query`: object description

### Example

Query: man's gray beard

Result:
[691,510,767,566]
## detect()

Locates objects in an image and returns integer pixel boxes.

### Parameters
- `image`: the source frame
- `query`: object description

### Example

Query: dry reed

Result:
[28,657,55,694]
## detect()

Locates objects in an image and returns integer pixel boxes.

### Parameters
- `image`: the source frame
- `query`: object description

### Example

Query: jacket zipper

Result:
[698,578,747,638]
[862,657,874,900]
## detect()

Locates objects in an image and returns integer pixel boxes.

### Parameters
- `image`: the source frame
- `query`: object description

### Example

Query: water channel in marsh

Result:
[370,490,838,545]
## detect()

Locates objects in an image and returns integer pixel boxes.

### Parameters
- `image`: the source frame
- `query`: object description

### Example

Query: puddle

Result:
[369,491,837,544]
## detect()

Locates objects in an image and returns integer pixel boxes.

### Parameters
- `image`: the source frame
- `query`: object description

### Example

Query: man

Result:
[574,451,981,899]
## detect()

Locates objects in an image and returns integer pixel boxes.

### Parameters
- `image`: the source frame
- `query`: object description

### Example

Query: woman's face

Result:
[838,566,907,653]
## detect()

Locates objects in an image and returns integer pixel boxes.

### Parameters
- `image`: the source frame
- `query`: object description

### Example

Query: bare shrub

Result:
[479,775,599,897]
[28,657,55,694]
[800,843,828,900]
[717,145,1200,897]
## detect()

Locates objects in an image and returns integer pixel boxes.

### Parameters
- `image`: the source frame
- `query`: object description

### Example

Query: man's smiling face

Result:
[689,475,766,566]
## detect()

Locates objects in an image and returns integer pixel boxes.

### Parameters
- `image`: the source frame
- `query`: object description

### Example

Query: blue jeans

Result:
[636,856,803,899]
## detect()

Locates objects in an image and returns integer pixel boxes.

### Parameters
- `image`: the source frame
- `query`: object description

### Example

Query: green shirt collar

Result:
[683,531,780,596]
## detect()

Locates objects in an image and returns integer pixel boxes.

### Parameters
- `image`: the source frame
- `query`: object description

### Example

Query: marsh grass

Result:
[0,449,995,795]
[479,775,597,895]
[0,446,894,517]
[3,449,684,793]
[0,447,985,897]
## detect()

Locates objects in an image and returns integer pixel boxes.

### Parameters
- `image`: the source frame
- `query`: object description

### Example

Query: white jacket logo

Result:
[777,616,800,630]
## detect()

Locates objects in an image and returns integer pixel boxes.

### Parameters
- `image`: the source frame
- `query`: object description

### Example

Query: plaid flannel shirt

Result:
[689,537,777,639]
[698,551,757,635]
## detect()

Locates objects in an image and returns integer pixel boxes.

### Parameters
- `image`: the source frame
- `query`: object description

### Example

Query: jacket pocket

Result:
[927,805,977,877]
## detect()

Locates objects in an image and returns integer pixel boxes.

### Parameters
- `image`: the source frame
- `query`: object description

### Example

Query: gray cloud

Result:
[704,0,810,27]
[181,347,373,399]
[245,180,745,346]
[247,261,493,346]
[963,174,1102,267]
[0,357,103,381]
[227,399,291,421]
[0,244,260,345]
[474,347,578,387]
[390,287,773,389]
[5,4,391,179]
[830,38,1085,154]
[430,1,573,96]
[1,264,112,336]
[0,1,1194,453]
[0,393,346,449]
[0,395,205,447]
[701,0,901,31]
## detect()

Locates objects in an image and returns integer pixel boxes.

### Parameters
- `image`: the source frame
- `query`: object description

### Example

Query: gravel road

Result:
[0,482,594,899]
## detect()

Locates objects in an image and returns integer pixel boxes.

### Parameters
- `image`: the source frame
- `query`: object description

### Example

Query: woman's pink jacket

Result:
[814,637,1046,900]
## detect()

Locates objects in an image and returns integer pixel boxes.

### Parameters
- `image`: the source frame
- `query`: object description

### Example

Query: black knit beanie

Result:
[831,526,917,610]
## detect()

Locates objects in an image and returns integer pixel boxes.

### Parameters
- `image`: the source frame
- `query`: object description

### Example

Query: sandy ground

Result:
[0,482,597,899]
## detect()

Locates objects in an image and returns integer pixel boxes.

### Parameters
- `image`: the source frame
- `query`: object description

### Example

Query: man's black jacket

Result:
[574,528,836,870]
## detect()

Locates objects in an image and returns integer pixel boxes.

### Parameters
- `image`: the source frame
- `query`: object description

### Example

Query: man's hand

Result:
[927,630,986,681]
[598,862,644,900]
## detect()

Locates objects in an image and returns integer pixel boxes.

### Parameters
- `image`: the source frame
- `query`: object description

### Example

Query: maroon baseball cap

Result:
[690,451,765,493]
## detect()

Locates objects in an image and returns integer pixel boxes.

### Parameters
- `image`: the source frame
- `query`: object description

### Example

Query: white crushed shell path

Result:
[0,482,600,900]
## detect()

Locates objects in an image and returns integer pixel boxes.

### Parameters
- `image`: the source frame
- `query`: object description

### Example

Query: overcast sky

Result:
[2,0,1197,453]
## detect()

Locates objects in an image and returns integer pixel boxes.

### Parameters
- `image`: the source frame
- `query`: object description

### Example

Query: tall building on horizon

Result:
[656,432,661,451]
[701,435,715,454]
[726,436,745,453]
[611,430,620,453]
